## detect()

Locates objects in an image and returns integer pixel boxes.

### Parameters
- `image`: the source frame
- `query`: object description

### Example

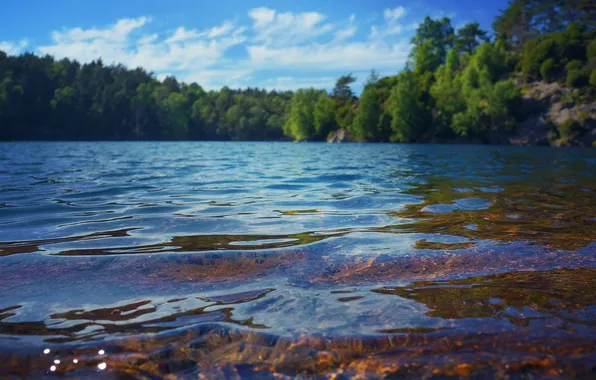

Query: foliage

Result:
[566,60,583,71]
[313,92,336,139]
[283,89,321,141]
[455,22,489,54]
[351,87,382,141]
[540,58,556,82]
[566,69,589,88]
[558,119,579,139]
[0,3,593,144]
[389,71,431,142]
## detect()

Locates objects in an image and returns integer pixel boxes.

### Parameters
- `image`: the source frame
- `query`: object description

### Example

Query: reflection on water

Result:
[0,142,595,378]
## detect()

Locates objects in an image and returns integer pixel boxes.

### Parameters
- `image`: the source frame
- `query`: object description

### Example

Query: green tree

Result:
[313,92,336,140]
[351,87,382,141]
[411,16,455,65]
[283,88,319,141]
[332,74,357,99]
[158,92,189,140]
[389,71,431,142]
[455,22,490,54]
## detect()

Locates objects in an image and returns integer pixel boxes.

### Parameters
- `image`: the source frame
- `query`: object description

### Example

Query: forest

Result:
[0,0,595,142]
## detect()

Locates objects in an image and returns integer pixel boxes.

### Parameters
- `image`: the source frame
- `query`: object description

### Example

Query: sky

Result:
[0,0,508,93]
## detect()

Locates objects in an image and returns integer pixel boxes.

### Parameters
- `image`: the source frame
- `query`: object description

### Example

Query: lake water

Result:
[1,142,595,378]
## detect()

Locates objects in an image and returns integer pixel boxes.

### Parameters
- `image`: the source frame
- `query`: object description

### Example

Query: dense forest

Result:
[0,0,595,143]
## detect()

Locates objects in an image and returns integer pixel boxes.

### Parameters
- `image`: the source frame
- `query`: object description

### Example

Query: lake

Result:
[1,142,595,378]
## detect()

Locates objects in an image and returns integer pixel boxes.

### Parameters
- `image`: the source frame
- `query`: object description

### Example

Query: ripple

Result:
[1,142,596,378]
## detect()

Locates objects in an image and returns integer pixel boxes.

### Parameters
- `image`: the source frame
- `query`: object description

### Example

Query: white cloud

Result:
[260,76,338,91]
[139,33,159,45]
[29,6,419,91]
[248,41,410,71]
[51,17,149,44]
[384,7,407,22]
[371,6,416,39]
[334,14,357,41]
[334,26,357,41]
[207,20,234,38]
[0,40,28,55]
[38,17,246,73]
[249,7,334,46]
[165,27,201,43]
[182,68,254,90]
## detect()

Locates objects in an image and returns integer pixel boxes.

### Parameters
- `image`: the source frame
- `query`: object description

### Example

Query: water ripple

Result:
[1,142,595,378]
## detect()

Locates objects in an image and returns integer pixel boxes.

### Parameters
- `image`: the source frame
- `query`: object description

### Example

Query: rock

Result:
[514,81,596,147]
[327,128,347,143]
[510,115,550,146]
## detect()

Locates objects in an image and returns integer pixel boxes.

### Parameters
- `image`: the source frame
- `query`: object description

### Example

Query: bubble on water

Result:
[98,362,107,370]
[50,365,56,372]
[73,359,78,364]
[43,348,50,354]
[98,349,105,355]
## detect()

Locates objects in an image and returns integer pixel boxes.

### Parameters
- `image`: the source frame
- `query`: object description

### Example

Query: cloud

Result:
[0,40,28,55]
[249,7,334,46]
[207,20,234,38]
[248,41,410,71]
[38,17,246,73]
[51,17,149,44]
[246,7,412,74]
[260,76,338,91]
[29,6,421,91]
[371,6,415,39]
[384,7,407,22]
[165,27,201,43]
[334,14,357,41]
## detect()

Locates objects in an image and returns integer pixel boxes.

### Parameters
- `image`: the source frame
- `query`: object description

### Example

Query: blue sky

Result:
[0,0,508,92]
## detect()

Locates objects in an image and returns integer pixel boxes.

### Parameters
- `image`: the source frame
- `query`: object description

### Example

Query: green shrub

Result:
[540,59,555,82]
[566,69,589,88]
[522,39,556,79]
[566,60,583,71]
[591,70,596,88]
[558,119,579,139]
[578,111,590,121]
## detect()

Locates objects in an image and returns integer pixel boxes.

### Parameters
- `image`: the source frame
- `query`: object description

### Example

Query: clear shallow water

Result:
[0,142,595,378]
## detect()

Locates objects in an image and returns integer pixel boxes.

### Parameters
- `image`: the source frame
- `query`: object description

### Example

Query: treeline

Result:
[0,54,293,140]
[0,0,595,142]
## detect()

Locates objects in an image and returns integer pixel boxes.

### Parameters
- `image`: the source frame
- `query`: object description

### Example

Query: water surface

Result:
[1,142,595,378]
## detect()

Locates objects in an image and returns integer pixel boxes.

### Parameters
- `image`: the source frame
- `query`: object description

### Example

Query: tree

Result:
[455,22,490,54]
[158,92,189,140]
[411,16,455,67]
[351,87,382,141]
[389,71,431,142]
[332,73,357,100]
[313,92,336,140]
[430,49,465,135]
[283,89,319,141]
[493,0,534,48]
[366,69,380,86]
